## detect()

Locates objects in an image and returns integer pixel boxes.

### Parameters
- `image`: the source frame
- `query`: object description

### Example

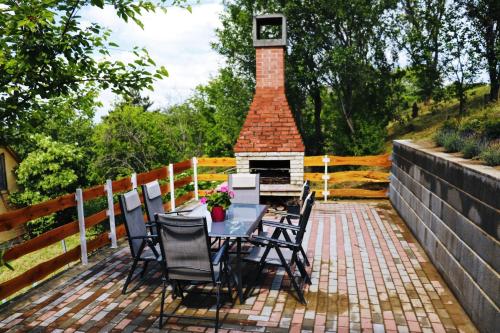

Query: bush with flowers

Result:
[200,185,234,211]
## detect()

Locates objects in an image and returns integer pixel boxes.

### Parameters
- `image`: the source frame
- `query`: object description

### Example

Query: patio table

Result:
[189,203,268,302]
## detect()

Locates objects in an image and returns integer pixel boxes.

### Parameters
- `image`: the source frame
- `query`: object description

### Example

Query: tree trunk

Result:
[485,21,499,101]
[311,86,324,154]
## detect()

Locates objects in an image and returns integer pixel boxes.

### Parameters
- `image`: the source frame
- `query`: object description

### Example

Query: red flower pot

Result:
[210,206,226,222]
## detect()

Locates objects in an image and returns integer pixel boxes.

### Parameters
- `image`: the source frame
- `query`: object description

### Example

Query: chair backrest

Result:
[228,173,260,204]
[142,180,165,222]
[295,191,316,245]
[119,189,147,258]
[299,180,310,203]
[155,214,214,282]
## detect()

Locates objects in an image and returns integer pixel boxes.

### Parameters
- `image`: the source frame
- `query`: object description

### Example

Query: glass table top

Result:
[189,203,268,238]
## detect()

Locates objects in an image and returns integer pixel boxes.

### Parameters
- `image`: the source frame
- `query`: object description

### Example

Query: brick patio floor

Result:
[0,202,478,332]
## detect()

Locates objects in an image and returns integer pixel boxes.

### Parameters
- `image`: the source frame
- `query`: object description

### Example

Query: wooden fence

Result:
[0,161,192,300]
[196,154,391,200]
[0,153,390,300]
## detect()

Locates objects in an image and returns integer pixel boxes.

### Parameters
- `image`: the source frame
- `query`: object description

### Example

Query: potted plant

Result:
[200,186,234,222]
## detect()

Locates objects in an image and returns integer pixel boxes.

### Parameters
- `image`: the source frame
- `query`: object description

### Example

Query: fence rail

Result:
[0,153,391,300]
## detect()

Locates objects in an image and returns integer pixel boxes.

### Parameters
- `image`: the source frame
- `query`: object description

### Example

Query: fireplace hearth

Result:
[250,160,290,184]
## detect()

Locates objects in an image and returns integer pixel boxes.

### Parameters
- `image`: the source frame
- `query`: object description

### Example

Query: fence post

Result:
[75,188,88,265]
[105,179,117,248]
[169,163,176,211]
[192,157,199,201]
[322,155,330,202]
[131,172,137,189]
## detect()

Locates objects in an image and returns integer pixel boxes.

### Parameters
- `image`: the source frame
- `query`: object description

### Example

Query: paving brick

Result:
[0,203,478,333]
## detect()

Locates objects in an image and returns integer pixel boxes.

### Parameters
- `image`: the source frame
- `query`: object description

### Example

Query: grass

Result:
[0,228,105,301]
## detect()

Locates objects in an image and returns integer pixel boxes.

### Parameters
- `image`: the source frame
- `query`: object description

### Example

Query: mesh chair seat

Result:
[245,245,294,266]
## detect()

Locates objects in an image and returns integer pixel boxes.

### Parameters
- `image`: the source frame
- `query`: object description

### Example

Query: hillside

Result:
[387,85,500,149]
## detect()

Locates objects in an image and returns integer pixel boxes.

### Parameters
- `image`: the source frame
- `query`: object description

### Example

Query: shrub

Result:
[459,118,481,137]
[480,142,500,166]
[461,138,482,159]
[443,132,465,152]
[483,118,500,140]
[434,128,450,147]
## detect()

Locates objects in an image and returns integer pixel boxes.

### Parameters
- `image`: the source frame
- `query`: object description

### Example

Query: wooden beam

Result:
[329,154,391,167]
[173,160,191,173]
[197,174,228,181]
[0,193,76,232]
[136,166,168,185]
[197,157,236,167]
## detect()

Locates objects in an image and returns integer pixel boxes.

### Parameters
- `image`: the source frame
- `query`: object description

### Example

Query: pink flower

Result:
[200,197,207,204]
[229,190,235,198]
[220,185,228,193]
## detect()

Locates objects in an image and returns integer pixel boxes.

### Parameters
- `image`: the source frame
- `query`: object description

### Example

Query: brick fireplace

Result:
[234,14,305,196]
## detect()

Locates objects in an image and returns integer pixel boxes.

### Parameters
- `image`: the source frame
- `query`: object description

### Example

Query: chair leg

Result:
[300,246,310,266]
[122,258,139,294]
[140,260,149,278]
[275,247,306,304]
[215,281,221,333]
[296,257,311,285]
[159,278,167,329]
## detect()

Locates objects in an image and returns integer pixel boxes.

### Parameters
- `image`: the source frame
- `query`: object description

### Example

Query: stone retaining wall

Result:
[390,140,499,333]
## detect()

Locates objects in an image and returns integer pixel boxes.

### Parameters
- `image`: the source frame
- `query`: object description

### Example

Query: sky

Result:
[81,1,225,122]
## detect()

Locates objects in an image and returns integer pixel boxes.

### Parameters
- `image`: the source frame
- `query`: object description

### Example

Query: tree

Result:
[189,68,253,156]
[92,104,176,181]
[0,0,181,144]
[461,0,500,101]
[399,0,446,102]
[9,135,85,237]
[441,2,481,116]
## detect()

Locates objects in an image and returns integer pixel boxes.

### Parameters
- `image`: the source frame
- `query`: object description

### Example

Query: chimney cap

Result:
[253,14,287,47]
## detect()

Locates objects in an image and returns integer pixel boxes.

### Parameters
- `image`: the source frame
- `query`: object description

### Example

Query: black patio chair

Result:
[155,213,233,332]
[258,188,314,266]
[244,191,315,304]
[142,179,193,221]
[119,189,161,294]
[142,180,166,223]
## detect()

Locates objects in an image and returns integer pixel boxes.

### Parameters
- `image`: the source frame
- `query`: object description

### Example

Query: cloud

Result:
[81,1,225,121]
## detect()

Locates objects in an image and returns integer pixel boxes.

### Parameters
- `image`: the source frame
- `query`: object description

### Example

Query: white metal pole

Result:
[105,179,117,248]
[75,188,88,265]
[169,163,176,211]
[192,157,199,201]
[131,172,137,189]
[322,155,330,203]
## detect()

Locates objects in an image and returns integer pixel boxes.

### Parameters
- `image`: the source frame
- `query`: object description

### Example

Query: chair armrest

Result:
[272,211,301,218]
[262,220,300,231]
[145,223,155,227]
[212,239,229,266]
[129,235,158,241]
[252,235,298,248]
[162,209,193,215]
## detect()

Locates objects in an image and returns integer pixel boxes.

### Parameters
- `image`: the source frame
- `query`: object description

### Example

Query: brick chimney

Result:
[234,15,305,153]
[234,14,305,194]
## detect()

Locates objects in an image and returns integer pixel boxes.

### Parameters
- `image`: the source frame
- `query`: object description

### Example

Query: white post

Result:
[75,188,88,265]
[105,179,117,248]
[131,172,137,189]
[192,157,199,201]
[169,163,176,211]
[322,155,330,203]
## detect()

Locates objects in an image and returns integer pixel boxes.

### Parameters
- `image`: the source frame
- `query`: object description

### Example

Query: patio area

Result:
[0,202,477,333]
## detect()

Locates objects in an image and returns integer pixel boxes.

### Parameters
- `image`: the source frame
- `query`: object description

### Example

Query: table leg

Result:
[235,237,244,303]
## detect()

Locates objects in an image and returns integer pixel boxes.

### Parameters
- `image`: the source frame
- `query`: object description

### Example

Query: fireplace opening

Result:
[249,160,290,184]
